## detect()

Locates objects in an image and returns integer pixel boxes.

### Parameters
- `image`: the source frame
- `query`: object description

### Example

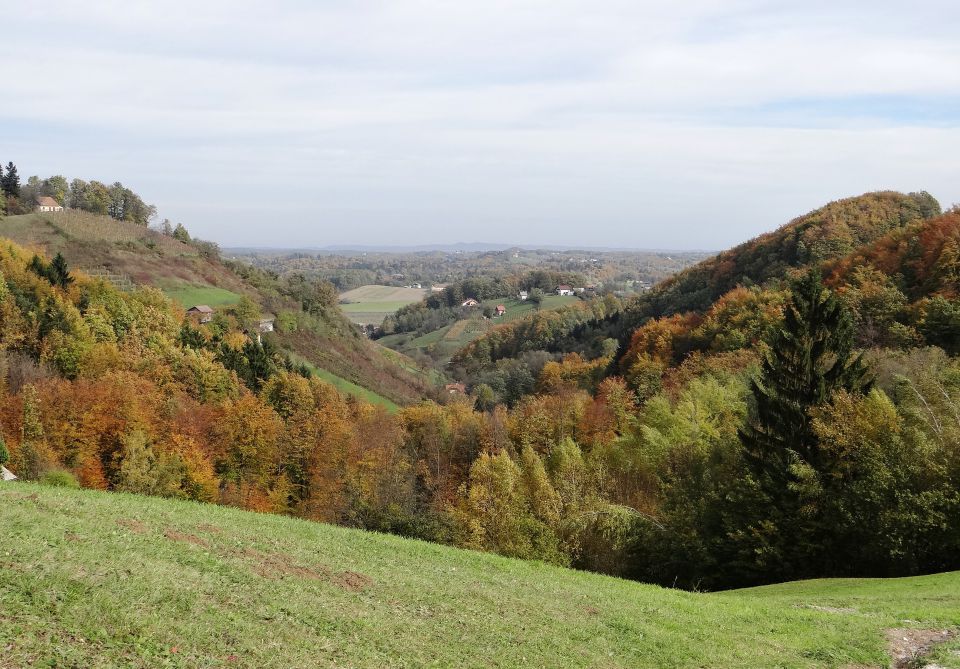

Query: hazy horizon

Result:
[4,1,959,250]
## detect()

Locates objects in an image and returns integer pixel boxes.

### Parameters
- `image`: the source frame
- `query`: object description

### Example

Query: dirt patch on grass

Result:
[116,518,147,533]
[800,604,858,614]
[236,547,373,591]
[335,570,374,592]
[164,528,210,548]
[195,523,223,535]
[886,628,956,668]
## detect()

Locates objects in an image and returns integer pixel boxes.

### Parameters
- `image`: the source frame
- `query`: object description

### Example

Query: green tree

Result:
[1,161,20,197]
[737,271,871,579]
[172,223,191,243]
[49,253,74,289]
[528,288,544,308]
[0,431,9,467]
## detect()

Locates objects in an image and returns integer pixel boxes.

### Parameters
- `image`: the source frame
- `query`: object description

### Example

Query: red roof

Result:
[36,196,60,207]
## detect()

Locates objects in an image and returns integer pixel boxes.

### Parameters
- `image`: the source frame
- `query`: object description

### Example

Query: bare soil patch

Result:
[335,570,374,592]
[236,546,373,591]
[116,518,147,533]
[163,528,209,548]
[195,523,223,535]
[886,628,956,668]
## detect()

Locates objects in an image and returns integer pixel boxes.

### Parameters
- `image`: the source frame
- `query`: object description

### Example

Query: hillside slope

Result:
[0,211,430,405]
[2,483,958,668]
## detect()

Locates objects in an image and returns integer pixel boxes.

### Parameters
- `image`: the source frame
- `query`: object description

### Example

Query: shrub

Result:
[39,469,81,488]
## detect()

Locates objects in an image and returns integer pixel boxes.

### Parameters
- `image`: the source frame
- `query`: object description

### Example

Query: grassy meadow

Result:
[163,284,245,309]
[1,483,957,668]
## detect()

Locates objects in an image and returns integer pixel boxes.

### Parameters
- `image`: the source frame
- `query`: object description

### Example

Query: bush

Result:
[39,469,81,488]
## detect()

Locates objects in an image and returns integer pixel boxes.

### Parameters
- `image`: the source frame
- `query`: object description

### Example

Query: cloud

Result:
[3,0,958,248]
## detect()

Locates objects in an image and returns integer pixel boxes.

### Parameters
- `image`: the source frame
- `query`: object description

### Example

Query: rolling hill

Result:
[2,483,958,668]
[0,211,431,406]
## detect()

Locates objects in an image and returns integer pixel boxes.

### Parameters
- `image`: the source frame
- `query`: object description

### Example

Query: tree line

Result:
[0,162,155,225]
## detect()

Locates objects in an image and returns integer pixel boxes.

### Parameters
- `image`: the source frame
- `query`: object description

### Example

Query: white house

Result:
[517,291,528,301]
[461,298,480,308]
[36,196,63,213]
[556,285,575,296]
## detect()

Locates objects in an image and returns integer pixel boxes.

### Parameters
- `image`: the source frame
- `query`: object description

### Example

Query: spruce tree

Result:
[741,270,870,480]
[49,253,74,288]
[1,161,20,197]
[737,270,871,578]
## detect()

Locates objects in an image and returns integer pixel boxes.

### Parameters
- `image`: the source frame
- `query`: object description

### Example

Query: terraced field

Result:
[339,285,428,325]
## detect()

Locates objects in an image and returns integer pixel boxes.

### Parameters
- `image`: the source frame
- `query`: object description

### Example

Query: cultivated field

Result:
[2,484,958,668]
[339,285,428,325]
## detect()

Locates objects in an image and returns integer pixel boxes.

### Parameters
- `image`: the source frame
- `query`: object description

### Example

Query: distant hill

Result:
[228,242,714,254]
[0,210,431,406]
[451,191,944,377]
[3,483,958,668]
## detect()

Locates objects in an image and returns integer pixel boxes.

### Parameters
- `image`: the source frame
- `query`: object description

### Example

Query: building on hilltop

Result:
[186,305,215,324]
[36,196,63,213]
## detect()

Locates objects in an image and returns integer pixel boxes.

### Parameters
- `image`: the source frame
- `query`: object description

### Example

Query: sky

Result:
[3,1,959,250]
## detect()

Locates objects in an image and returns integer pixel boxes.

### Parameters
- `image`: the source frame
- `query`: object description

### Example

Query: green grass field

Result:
[163,285,245,309]
[1,484,957,668]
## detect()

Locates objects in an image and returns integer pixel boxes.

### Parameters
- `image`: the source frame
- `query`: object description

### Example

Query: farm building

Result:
[35,196,63,212]
[444,382,467,394]
[431,284,448,292]
[517,290,528,300]
[556,285,575,296]
[258,317,275,333]
[186,305,215,323]
[461,298,480,308]
[495,305,506,316]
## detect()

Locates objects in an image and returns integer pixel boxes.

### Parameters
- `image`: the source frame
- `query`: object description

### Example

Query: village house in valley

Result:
[517,290,528,300]
[495,305,506,317]
[556,284,575,296]
[461,298,480,308]
[444,382,467,395]
[35,196,63,212]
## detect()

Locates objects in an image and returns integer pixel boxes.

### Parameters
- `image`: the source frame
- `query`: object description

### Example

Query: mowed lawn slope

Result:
[2,484,959,668]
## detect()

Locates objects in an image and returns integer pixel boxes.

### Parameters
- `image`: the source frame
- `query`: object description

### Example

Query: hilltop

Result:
[0,210,430,406]
[2,483,958,668]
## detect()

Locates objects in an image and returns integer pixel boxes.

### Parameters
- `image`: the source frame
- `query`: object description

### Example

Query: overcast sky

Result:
[4,1,959,249]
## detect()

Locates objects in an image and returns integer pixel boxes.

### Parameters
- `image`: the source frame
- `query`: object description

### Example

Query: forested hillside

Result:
[2,190,959,593]
[0,209,430,406]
